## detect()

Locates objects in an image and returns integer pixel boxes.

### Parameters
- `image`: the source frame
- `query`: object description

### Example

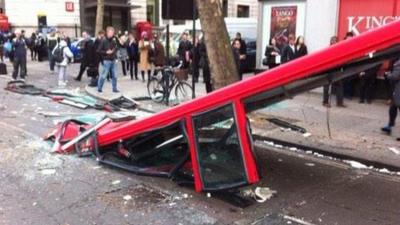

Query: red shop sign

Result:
[338,0,400,39]
[65,2,74,12]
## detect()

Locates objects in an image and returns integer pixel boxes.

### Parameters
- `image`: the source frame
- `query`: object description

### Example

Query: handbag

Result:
[262,57,268,66]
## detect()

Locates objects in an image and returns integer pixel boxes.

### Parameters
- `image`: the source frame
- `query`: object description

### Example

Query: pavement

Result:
[0,58,400,225]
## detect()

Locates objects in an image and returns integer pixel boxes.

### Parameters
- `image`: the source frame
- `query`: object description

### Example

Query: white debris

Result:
[254,187,277,203]
[305,151,313,154]
[343,160,368,169]
[210,153,217,160]
[40,169,56,175]
[379,168,390,174]
[124,214,129,218]
[112,180,121,185]
[275,144,283,148]
[32,202,37,206]
[182,193,189,199]
[388,147,400,155]
[284,215,316,225]
[303,132,312,138]
[305,163,315,167]
[278,158,283,162]
[289,147,298,151]
[206,193,211,198]
[123,195,132,201]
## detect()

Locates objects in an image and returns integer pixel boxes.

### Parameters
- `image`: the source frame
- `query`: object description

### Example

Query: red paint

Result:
[234,99,259,183]
[338,0,400,39]
[95,21,400,191]
[185,116,202,192]
[65,2,74,12]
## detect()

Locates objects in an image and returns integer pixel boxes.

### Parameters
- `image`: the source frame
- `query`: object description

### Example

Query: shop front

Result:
[256,0,400,69]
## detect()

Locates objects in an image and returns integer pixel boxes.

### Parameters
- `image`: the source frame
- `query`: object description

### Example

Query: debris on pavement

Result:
[388,147,400,155]
[267,118,307,134]
[283,215,316,225]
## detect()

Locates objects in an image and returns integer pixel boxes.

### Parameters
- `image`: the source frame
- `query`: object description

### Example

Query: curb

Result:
[85,85,122,102]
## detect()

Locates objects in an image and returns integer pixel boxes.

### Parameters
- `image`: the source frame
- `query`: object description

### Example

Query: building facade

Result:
[256,0,400,68]
[4,0,81,37]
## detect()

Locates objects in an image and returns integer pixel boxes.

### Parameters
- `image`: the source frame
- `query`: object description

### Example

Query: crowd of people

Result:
[3,27,400,141]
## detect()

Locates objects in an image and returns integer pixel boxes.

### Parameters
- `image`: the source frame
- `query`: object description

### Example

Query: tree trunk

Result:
[95,0,105,34]
[195,0,239,89]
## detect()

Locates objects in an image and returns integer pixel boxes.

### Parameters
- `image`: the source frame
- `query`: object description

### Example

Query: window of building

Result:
[222,0,228,17]
[237,5,250,18]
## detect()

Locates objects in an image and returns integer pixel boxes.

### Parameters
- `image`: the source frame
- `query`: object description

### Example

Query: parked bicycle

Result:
[147,62,193,105]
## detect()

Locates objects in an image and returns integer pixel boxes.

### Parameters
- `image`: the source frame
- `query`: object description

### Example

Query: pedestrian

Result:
[75,31,93,81]
[264,37,281,69]
[138,31,151,82]
[234,32,247,79]
[323,36,345,107]
[47,32,59,72]
[199,38,212,93]
[177,32,192,69]
[53,39,73,87]
[381,58,400,135]
[117,34,129,76]
[127,33,139,80]
[11,29,29,81]
[281,34,296,64]
[232,39,242,80]
[359,65,380,104]
[152,34,166,76]
[294,36,308,59]
[191,37,201,82]
[0,32,5,62]
[29,32,37,61]
[87,30,105,87]
[97,26,119,93]
[36,33,46,62]
[343,31,355,99]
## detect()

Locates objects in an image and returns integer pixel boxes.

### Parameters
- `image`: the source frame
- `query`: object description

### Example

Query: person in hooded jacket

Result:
[53,39,73,87]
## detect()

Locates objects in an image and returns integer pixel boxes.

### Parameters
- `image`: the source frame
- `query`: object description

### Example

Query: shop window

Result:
[193,104,248,190]
[237,5,250,18]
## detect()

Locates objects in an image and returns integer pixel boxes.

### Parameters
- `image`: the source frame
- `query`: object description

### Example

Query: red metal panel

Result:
[234,99,259,183]
[97,21,400,146]
[185,116,202,192]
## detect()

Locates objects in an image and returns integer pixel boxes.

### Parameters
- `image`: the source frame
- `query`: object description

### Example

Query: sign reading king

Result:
[338,0,400,39]
[65,1,74,12]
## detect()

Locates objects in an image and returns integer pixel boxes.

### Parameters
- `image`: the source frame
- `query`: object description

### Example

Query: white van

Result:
[162,18,257,55]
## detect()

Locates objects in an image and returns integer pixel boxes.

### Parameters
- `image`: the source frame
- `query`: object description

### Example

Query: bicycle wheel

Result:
[147,78,165,103]
[174,82,193,104]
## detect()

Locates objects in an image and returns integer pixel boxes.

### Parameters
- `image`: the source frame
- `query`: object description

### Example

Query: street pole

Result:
[192,0,196,99]
[166,0,170,65]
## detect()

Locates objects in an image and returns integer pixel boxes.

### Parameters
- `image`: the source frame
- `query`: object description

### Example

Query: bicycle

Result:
[147,63,193,105]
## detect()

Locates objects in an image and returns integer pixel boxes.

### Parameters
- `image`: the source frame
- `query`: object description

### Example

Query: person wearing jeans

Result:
[12,29,29,81]
[98,60,118,92]
[97,26,118,93]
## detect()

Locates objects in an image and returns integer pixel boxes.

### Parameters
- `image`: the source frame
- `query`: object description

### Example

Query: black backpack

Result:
[53,46,65,63]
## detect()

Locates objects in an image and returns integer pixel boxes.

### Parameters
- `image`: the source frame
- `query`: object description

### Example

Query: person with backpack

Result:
[53,39,73,87]
[11,29,29,81]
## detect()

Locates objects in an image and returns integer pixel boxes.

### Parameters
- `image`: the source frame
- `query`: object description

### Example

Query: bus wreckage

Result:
[47,21,400,193]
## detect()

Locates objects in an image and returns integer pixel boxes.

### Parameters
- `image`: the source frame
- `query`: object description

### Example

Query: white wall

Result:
[256,0,339,68]
[304,0,339,53]
[5,0,80,27]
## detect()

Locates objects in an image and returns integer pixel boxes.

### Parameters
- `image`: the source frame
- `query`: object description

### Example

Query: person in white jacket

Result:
[52,40,73,87]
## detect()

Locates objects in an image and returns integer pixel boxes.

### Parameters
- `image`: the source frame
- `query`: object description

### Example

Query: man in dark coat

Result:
[12,29,29,81]
[177,32,192,69]
[97,27,118,93]
[199,39,212,93]
[234,32,247,79]
[281,34,296,64]
[127,33,138,80]
[382,58,400,137]
[75,31,94,81]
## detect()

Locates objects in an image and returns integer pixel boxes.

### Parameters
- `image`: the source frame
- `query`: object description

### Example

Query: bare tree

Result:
[95,0,104,34]
[195,0,239,89]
